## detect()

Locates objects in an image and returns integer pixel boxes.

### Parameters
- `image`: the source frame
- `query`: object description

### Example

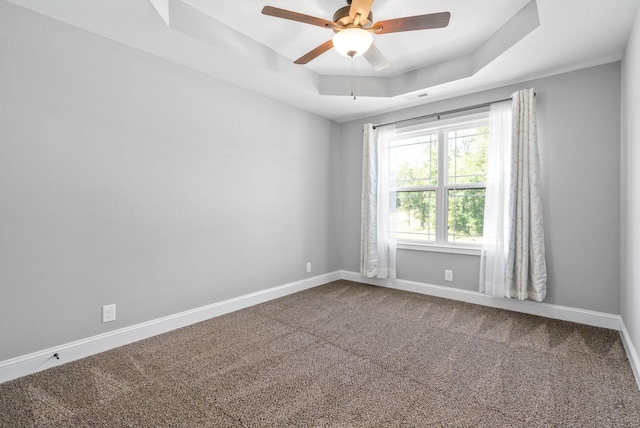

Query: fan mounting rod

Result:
[333,6,372,30]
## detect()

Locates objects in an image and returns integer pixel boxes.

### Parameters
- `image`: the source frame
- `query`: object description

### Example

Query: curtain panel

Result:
[360,124,397,279]
[479,100,513,298]
[480,88,547,302]
[507,88,547,301]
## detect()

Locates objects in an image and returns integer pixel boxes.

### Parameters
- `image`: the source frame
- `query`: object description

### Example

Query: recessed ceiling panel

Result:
[185,0,532,77]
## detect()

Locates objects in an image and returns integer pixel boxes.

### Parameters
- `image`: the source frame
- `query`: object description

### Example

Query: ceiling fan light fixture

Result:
[332,28,373,57]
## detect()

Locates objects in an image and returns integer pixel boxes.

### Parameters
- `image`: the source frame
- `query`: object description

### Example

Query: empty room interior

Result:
[2,0,640,425]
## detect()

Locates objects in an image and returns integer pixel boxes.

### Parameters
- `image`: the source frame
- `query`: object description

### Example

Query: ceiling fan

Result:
[261,0,451,71]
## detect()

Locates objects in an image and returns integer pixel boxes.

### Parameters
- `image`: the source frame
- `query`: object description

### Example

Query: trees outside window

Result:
[389,115,489,245]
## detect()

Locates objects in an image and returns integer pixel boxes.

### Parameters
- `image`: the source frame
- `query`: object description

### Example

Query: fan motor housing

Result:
[333,6,373,29]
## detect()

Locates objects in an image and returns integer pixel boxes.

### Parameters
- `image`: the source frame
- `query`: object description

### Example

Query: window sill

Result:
[397,242,482,256]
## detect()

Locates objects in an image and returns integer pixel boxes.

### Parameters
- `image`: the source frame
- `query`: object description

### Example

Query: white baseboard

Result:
[620,319,640,390]
[0,271,341,385]
[339,270,621,330]
[2,270,634,389]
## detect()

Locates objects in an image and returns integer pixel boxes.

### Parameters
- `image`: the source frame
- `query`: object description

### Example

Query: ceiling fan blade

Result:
[373,12,451,34]
[294,40,334,65]
[262,6,341,30]
[363,44,390,71]
[349,0,374,23]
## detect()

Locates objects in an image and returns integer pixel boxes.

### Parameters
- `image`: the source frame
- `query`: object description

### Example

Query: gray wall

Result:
[621,5,640,371]
[0,4,341,361]
[0,1,628,364]
[339,62,621,314]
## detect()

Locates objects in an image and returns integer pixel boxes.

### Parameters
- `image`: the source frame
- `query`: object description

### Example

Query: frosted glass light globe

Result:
[332,28,373,57]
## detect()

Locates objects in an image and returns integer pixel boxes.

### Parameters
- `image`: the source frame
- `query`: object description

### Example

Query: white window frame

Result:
[391,112,489,255]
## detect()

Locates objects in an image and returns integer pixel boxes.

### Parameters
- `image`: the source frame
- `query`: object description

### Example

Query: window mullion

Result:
[436,128,447,244]
[448,183,486,190]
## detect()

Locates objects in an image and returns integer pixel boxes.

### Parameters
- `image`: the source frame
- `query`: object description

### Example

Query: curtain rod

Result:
[372,96,513,129]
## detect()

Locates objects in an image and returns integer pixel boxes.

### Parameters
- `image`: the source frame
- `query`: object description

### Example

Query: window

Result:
[389,113,489,246]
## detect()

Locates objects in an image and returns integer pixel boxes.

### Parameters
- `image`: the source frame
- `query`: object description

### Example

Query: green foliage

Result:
[393,125,488,242]
[396,191,435,230]
[448,126,489,184]
[448,189,485,242]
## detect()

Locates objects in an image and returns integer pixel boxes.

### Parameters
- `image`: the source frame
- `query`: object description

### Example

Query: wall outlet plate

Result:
[102,304,116,323]
[445,270,453,282]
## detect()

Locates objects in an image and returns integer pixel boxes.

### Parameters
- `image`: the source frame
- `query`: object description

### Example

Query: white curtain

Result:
[479,100,512,298]
[480,88,547,302]
[507,89,546,301]
[361,123,397,279]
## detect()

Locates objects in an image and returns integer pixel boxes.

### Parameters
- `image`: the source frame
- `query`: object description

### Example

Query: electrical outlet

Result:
[102,304,116,323]
[445,270,453,282]
[306,262,311,273]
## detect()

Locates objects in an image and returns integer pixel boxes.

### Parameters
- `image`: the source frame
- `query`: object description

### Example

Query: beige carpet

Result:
[1,280,639,427]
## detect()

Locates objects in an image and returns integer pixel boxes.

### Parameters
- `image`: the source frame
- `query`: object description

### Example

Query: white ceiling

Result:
[6,0,639,122]
[187,0,531,78]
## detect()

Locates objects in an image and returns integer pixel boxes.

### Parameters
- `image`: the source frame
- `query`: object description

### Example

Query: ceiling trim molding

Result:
[10,0,632,122]
[150,0,322,106]
[149,0,169,25]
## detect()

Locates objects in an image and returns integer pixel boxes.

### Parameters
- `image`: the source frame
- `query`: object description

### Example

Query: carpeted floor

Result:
[1,280,639,427]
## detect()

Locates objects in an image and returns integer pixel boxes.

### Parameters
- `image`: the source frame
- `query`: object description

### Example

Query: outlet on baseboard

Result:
[445,270,453,282]
[102,304,116,323]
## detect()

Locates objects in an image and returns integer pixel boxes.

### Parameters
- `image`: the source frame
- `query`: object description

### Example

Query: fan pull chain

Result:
[351,55,356,100]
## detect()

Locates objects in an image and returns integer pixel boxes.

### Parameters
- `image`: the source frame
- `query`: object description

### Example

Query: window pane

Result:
[390,133,438,187]
[392,190,436,241]
[447,126,488,184]
[448,188,485,244]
